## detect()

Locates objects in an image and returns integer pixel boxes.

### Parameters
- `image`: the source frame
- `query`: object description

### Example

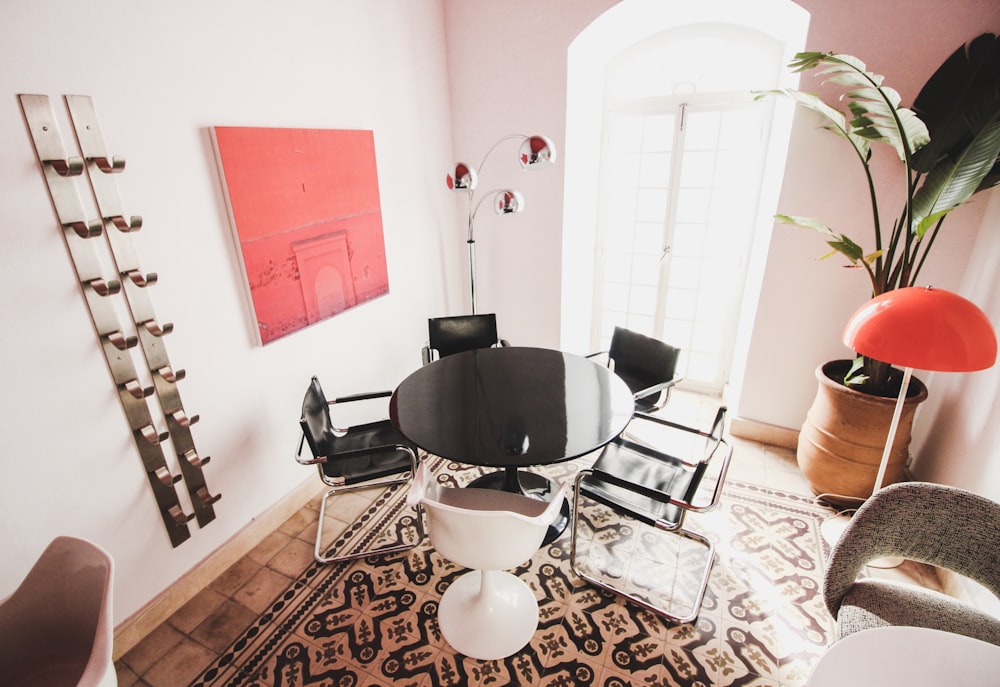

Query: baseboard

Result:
[112,476,321,660]
[730,416,799,450]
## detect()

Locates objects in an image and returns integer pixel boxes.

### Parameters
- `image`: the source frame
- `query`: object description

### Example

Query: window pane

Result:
[676,188,710,223]
[630,285,658,314]
[610,116,644,152]
[626,314,655,335]
[636,189,668,222]
[639,152,671,187]
[632,254,661,285]
[603,282,629,311]
[684,111,722,149]
[667,256,700,289]
[604,253,632,282]
[665,288,697,320]
[672,223,705,257]
[680,150,716,187]
[643,115,675,151]
[634,222,663,254]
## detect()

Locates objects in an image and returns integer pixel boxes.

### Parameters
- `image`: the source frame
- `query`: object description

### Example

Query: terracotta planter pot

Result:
[796,360,928,507]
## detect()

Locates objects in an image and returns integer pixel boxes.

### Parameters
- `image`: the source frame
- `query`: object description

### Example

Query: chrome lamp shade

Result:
[446,134,557,314]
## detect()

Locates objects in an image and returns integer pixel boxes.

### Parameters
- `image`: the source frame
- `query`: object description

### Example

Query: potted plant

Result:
[765,34,1000,503]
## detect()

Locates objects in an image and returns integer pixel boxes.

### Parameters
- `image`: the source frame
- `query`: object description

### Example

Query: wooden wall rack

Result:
[19,94,219,547]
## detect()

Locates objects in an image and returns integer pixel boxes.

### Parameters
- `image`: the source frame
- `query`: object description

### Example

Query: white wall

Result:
[911,190,1000,502]
[0,0,459,624]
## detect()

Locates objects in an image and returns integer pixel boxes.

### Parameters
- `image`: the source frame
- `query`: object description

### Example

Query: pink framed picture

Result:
[212,127,389,344]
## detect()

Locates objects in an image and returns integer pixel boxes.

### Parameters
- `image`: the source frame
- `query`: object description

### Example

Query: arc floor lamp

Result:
[446,134,556,314]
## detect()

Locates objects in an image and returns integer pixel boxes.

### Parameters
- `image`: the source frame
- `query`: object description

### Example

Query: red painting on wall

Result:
[212,127,389,344]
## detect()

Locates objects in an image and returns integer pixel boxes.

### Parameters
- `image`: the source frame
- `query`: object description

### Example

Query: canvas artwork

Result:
[212,126,389,344]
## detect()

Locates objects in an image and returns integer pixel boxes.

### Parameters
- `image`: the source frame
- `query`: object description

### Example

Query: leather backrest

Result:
[608,326,680,388]
[428,314,499,358]
[300,376,333,457]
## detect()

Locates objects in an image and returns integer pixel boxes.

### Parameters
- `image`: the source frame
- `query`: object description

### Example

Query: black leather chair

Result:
[588,326,682,412]
[570,406,732,624]
[296,376,423,564]
[421,313,510,364]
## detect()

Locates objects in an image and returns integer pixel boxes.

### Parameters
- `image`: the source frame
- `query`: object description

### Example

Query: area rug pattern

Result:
[190,456,836,687]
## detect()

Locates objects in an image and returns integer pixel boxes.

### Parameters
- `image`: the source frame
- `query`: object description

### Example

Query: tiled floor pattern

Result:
[116,394,943,686]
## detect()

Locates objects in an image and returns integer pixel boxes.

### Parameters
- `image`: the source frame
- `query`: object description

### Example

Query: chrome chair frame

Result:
[296,379,423,564]
[570,407,732,624]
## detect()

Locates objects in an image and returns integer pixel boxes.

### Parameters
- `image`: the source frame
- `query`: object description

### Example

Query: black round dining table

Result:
[389,346,634,542]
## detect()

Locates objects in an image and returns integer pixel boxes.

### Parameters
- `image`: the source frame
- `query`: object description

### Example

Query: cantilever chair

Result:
[407,462,567,660]
[571,405,732,624]
[296,375,423,564]
[421,313,510,365]
[0,536,116,687]
[824,481,1000,646]
[588,326,683,413]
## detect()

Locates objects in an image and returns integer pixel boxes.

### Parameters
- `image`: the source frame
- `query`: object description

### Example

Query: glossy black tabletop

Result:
[389,347,634,468]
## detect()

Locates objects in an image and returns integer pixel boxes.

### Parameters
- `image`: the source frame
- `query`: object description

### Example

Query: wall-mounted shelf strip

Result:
[63,95,220,527]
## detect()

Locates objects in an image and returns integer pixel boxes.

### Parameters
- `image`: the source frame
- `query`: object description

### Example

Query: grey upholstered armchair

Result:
[824,481,1000,646]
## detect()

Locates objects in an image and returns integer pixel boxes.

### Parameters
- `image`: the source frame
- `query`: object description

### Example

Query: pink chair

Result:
[0,536,116,686]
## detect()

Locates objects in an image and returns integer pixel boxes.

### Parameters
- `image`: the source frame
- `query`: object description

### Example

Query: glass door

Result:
[593,97,771,394]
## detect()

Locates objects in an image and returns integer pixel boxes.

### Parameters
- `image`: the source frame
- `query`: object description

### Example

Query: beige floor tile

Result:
[114,661,143,687]
[321,488,380,522]
[120,622,184,675]
[143,637,217,687]
[168,586,228,635]
[233,566,294,614]
[268,536,316,578]
[189,599,259,653]
[278,505,319,541]
[245,529,292,566]
[766,467,815,497]
[210,556,263,598]
[763,444,801,473]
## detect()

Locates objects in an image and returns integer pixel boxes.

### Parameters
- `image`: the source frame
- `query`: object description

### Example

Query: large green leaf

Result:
[912,33,1000,174]
[774,214,869,263]
[789,52,928,160]
[761,88,872,160]
[912,120,1000,236]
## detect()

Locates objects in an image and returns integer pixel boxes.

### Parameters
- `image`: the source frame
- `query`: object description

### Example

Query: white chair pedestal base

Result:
[438,569,539,660]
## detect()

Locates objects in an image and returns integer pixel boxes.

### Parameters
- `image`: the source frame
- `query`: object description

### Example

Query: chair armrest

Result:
[630,410,712,440]
[297,433,416,467]
[633,376,684,400]
[327,391,393,436]
[582,434,732,517]
[421,346,433,365]
[295,433,326,465]
[585,350,608,361]
[330,390,393,404]
[823,481,1000,617]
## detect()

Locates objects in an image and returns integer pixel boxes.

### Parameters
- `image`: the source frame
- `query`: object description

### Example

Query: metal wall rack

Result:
[19,94,219,547]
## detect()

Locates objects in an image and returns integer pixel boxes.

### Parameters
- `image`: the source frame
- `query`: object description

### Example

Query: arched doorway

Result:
[561,0,808,402]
